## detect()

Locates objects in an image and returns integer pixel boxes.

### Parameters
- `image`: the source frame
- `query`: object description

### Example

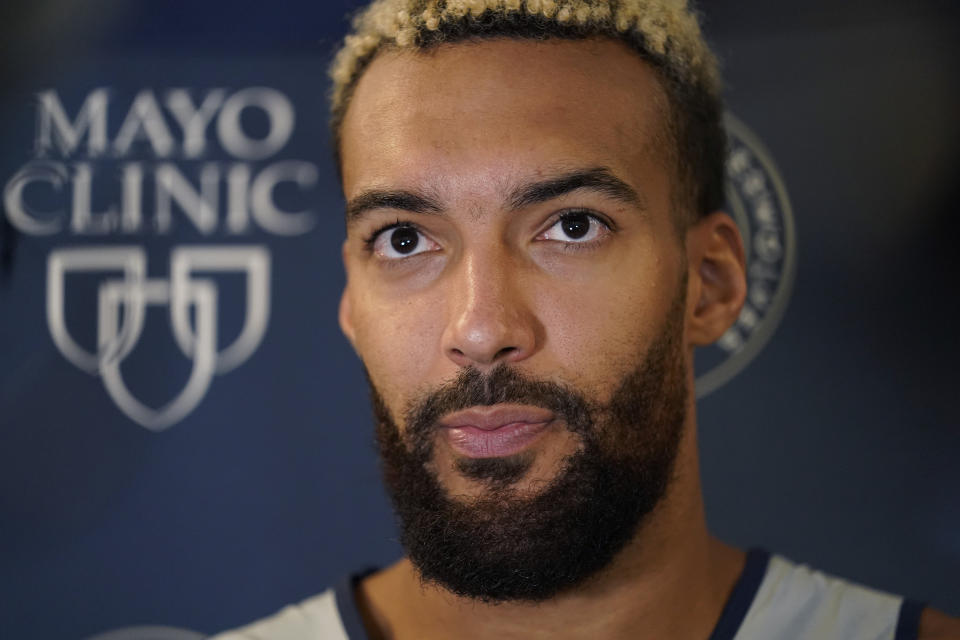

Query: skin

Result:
[336,38,959,639]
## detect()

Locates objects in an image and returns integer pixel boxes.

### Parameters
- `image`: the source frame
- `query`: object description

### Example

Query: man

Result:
[213,1,959,638]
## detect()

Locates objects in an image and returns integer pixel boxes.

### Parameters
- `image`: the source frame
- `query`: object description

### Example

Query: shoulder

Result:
[919,607,960,640]
[737,553,914,640]
[208,589,350,640]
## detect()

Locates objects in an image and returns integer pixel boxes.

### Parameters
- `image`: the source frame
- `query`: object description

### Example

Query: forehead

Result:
[339,38,671,202]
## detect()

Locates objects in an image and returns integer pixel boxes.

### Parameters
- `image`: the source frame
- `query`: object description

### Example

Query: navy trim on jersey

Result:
[334,550,771,640]
[894,599,926,640]
[707,548,771,640]
[334,568,379,640]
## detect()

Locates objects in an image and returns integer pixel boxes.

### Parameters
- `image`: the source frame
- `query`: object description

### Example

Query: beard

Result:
[368,290,689,603]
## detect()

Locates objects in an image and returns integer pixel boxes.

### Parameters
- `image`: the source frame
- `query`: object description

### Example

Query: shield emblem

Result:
[99,277,217,431]
[45,245,271,431]
[47,247,148,373]
[170,245,270,373]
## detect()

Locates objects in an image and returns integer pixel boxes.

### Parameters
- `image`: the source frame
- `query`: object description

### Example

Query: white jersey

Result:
[209,550,924,640]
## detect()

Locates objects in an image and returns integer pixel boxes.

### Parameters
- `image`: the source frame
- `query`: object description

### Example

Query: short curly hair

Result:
[329,0,725,223]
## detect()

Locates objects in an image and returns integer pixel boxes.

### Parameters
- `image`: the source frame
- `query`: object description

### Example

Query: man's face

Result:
[338,38,694,599]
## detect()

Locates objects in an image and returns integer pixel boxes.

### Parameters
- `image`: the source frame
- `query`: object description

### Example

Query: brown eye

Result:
[560,212,590,239]
[390,226,420,254]
[371,224,441,259]
[538,211,608,244]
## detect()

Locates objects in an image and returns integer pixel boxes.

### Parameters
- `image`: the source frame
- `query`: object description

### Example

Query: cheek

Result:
[533,250,677,391]
[351,292,447,416]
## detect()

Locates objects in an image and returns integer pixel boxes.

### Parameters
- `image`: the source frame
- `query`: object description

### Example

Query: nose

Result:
[441,248,540,369]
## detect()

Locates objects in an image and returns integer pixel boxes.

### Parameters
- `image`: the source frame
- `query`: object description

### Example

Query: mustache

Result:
[402,364,595,459]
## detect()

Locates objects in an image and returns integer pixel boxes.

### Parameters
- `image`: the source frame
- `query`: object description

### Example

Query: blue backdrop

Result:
[1,1,958,638]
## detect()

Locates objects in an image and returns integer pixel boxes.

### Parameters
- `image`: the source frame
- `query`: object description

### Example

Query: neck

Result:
[358,402,745,640]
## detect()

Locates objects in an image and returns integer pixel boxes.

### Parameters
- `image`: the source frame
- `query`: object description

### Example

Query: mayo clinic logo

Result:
[46,245,269,430]
[695,114,797,397]
[3,87,319,430]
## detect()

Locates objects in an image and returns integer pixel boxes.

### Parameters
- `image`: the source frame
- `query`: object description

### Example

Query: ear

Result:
[685,211,747,347]
[338,242,358,349]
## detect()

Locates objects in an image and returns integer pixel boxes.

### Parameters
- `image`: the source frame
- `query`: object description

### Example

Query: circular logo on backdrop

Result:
[694,114,797,398]
[85,626,205,640]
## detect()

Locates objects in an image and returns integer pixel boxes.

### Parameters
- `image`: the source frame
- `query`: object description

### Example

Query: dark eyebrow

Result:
[345,190,443,224]
[508,167,646,212]
[345,167,643,224]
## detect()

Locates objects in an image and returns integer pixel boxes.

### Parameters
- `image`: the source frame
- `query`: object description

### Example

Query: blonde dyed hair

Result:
[330,0,718,113]
[328,0,726,220]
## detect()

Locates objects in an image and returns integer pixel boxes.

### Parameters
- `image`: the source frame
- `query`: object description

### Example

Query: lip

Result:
[439,405,556,431]
[440,404,555,458]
